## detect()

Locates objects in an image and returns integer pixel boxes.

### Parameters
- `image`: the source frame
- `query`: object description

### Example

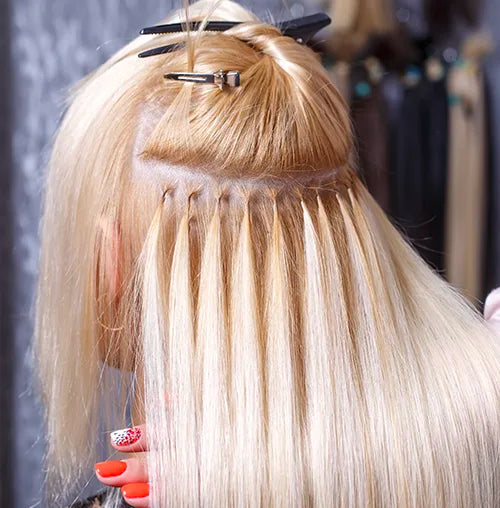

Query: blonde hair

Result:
[35,1,500,507]
[328,0,396,60]
[445,35,492,302]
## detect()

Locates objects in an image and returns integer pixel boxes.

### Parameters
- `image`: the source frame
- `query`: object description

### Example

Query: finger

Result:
[121,482,151,508]
[94,457,148,487]
[110,424,148,452]
[485,288,500,333]
[109,392,171,452]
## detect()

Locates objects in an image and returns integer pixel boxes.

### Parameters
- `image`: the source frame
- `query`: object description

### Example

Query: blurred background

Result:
[0,0,499,506]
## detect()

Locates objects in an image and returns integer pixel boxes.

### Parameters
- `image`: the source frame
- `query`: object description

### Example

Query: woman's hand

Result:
[94,424,150,507]
[485,288,500,334]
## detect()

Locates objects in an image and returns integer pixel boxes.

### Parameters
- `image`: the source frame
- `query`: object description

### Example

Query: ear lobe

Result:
[98,215,123,306]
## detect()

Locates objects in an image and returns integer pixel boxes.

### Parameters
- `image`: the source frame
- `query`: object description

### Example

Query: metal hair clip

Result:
[137,13,331,58]
[163,69,240,89]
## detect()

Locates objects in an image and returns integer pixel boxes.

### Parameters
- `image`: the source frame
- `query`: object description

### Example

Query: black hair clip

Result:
[137,13,331,59]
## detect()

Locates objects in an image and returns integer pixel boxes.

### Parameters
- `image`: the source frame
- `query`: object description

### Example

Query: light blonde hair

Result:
[445,35,492,303]
[35,1,500,507]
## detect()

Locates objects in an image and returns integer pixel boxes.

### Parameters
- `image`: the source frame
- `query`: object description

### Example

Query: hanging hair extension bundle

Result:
[445,34,493,302]
[34,1,500,507]
[328,0,396,60]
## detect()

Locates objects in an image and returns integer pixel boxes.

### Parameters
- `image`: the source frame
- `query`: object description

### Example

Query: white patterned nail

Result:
[110,426,142,447]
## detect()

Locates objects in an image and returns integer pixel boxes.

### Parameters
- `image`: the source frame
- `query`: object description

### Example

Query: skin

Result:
[485,287,500,332]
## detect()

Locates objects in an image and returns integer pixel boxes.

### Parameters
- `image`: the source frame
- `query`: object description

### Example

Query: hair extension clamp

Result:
[164,69,240,89]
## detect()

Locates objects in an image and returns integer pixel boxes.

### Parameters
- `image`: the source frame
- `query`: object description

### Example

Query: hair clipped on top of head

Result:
[35,1,500,507]
[136,23,352,178]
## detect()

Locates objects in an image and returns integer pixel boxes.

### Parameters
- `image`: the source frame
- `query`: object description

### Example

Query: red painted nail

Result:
[121,482,150,498]
[110,426,142,446]
[94,460,127,477]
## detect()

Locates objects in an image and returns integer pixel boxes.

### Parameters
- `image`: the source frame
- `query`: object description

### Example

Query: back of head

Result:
[35,1,500,506]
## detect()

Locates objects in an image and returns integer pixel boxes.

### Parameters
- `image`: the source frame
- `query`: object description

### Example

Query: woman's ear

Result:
[96,215,133,370]
[98,215,123,307]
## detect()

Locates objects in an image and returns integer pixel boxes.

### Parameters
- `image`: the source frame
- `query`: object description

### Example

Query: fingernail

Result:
[121,482,150,498]
[110,426,142,446]
[94,460,127,477]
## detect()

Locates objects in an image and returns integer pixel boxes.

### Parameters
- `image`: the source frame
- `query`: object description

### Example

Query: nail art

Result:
[110,426,142,446]
[121,482,150,499]
[94,460,127,477]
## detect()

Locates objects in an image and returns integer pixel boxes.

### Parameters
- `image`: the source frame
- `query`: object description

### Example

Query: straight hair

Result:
[35,2,500,506]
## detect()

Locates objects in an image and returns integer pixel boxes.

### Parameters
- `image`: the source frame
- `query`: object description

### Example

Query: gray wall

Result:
[2,0,499,507]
